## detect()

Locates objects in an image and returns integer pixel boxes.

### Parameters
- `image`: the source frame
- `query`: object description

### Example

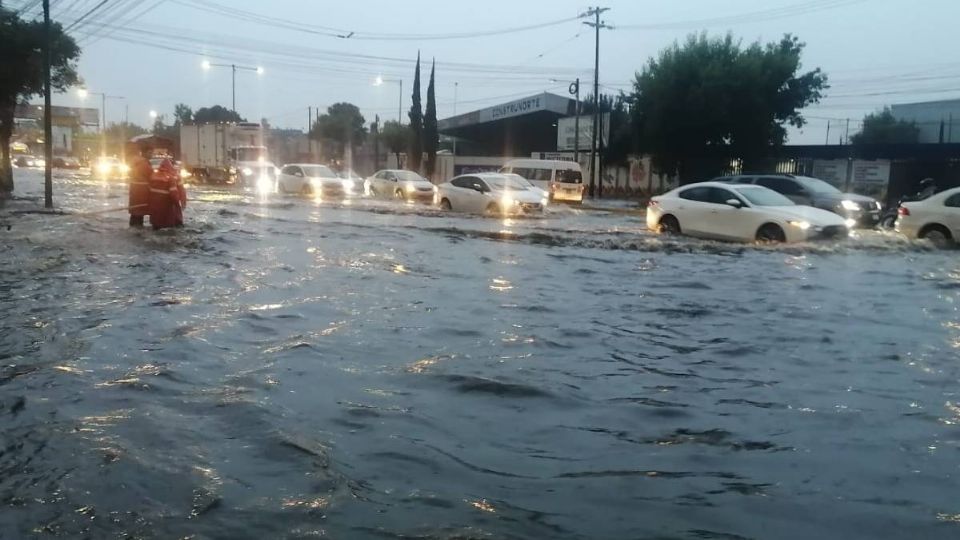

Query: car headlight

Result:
[875,201,882,210]
[119,164,130,174]
[342,179,354,192]
[256,175,273,193]
[180,168,191,179]
[844,218,857,228]
[541,198,548,207]
[787,220,811,230]
[433,185,439,193]
[405,183,416,192]
[96,163,111,174]
[242,167,253,176]
[840,199,859,211]
[501,196,517,207]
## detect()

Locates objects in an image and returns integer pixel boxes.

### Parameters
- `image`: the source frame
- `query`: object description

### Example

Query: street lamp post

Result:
[77,88,125,157]
[202,60,264,114]
[374,76,403,125]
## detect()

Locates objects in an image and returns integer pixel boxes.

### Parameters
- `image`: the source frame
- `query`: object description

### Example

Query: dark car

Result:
[52,156,81,169]
[713,174,881,227]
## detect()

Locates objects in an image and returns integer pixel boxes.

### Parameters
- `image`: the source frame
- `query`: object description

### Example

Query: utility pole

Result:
[308,106,312,132]
[844,118,850,145]
[825,120,831,145]
[374,114,381,169]
[42,0,53,208]
[583,6,611,198]
[453,82,458,156]
[570,78,580,163]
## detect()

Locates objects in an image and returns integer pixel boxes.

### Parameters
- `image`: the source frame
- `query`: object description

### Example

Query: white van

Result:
[500,159,585,203]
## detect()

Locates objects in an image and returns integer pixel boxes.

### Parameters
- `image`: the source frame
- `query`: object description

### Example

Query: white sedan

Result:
[896,186,960,247]
[365,169,437,202]
[647,181,851,243]
[437,173,548,215]
[278,163,353,198]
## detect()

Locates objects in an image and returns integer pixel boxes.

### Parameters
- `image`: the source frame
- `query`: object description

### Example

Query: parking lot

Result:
[2,169,960,539]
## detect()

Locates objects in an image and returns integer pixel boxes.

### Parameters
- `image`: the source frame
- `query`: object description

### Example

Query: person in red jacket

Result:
[148,158,186,229]
[128,147,152,227]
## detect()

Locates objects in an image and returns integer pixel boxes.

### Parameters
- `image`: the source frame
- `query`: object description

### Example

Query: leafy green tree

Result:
[850,107,920,145]
[193,105,244,123]
[311,102,367,161]
[423,59,439,178]
[631,33,827,180]
[407,52,423,172]
[380,120,410,166]
[0,6,80,193]
[173,103,193,126]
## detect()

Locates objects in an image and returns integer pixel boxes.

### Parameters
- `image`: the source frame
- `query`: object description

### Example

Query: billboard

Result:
[557,113,609,151]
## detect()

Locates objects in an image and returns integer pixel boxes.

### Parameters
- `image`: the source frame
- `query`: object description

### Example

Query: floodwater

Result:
[2,170,959,539]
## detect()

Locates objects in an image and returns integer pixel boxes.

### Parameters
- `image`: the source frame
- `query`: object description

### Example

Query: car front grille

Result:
[818,225,847,239]
[520,202,542,211]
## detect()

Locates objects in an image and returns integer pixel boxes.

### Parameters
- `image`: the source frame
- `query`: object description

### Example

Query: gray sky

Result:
[18,0,960,144]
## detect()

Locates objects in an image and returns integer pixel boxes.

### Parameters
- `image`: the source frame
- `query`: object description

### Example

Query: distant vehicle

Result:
[179,122,277,186]
[52,156,80,169]
[500,158,584,203]
[895,186,960,247]
[94,156,128,179]
[278,163,352,197]
[13,155,43,168]
[365,169,436,202]
[716,174,880,227]
[437,173,547,215]
[647,181,850,243]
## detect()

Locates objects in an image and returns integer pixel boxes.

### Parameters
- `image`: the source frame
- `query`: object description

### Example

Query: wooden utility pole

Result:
[583,7,611,198]
[42,0,53,208]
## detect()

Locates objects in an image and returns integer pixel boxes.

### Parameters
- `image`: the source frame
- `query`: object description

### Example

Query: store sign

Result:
[812,160,847,187]
[557,114,609,151]
[483,95,545,122]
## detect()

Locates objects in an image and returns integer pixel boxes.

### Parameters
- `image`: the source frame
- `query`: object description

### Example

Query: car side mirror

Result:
[472,184,485,193]
[294,172,303,177]
[725,198,743,208]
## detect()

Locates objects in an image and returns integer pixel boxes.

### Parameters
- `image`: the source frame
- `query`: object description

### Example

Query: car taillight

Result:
[898,206,910,216]
[550,184,557,191]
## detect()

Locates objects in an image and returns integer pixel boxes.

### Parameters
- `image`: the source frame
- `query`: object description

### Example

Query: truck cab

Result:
[230,146,277,189]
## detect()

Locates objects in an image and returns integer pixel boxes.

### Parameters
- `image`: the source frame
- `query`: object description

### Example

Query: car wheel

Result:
[659,215,681,235]
[756,223,786,243]
[919,224,953,247]
[301,184,312,196]
[879,214,897,229]
[440,198,452,211]
[485,202,501,215]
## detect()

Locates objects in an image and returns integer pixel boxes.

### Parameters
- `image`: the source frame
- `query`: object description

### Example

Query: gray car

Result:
[713,174,881,227]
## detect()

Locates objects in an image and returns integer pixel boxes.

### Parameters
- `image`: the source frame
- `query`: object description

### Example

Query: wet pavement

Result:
[2,169,959,539]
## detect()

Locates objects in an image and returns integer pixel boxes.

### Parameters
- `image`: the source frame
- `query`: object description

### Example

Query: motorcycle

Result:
[879,180,936,229]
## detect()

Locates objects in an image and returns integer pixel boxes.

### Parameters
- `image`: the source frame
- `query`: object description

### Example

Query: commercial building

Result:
[890,98,960,143]
[12,103,99,155]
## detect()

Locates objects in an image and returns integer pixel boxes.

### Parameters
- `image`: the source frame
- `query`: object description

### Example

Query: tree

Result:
[310,102,366,162]
[850,107,919,145]
[407,52,423,172]
[423,58,439,178]
[0,6,80,193]
[193,105,244,123]
[630,33,827,180]
[173,103,193,126]
[380,120,410,166]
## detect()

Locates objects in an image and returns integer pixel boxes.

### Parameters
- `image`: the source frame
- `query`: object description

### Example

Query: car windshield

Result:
[796,176,841,194]
[486,175,528,191]
[735,187,796,206]
[395,171,425,182]
[301,165,336,178]
[503,173,535,188]
[235,147,266,162]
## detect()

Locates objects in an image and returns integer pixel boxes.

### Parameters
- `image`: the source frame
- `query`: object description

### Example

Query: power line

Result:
[63,0,111,31]
[616,0,865,30]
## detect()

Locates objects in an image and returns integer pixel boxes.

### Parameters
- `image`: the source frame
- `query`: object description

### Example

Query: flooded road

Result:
[2,170,959,539]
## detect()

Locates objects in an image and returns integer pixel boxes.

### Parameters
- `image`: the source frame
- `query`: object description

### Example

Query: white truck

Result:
[180,122,277,187]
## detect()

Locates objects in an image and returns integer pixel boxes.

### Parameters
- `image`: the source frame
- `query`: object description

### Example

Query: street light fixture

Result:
[149,110,158,119]
[201,59,264,114]
[373,75,402,125]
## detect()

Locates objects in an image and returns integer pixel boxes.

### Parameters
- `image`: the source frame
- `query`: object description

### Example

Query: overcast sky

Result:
[15,0,960,145]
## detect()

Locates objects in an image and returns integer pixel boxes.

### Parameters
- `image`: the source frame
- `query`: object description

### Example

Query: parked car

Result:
[895,186,960,247]
[647,181,850,243]
[278,163,352,197]
[365,169,436,202]
[500,158,584,203]
[94,156,128,179]
[715,174,880,227]
[437,173,548,215]
[52,156,81,169]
